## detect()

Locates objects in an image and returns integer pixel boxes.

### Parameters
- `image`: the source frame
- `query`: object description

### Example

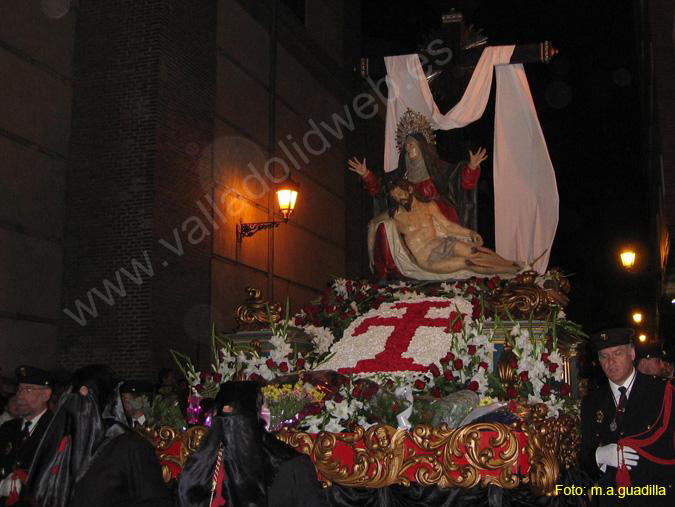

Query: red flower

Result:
[351,386,363,398]
[363,384,379,400]
[431,387,442,398]
[467,381,479,392]
[440,352,455,365]
[414,379,426,390]
[471,299,481,319]
[296,358,306,370]
[444,371,454,381]
[294,317,305,326]
[478,361,489,370]
[449,311,463,332]
[540,384,551,397]
[278,362,289,373]
[333,393,344,403]
[541,352,550,364]
[487,276,500,289]
[456,281,465,289]
[303,403,322,416]
[248,373,260,381]
[509,358,518,370]
[519,371,529,382]
[195,384,205,394]
[385,379,395,390]
[466,286,475,295]
[548,363,559,373]
[428,364,441,377]
[506,386,518,399]
[212,373,223,384]
[560,383,571,397]
[266,359,276,369]
[453,358,464,370]
[467,345,477,356]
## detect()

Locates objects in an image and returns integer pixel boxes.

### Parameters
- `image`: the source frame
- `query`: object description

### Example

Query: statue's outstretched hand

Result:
[348,157,369,177]
[469,231,483,246]
[468,147,487,169]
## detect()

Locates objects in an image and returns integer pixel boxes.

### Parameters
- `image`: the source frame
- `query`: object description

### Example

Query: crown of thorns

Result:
[395,109,436,151]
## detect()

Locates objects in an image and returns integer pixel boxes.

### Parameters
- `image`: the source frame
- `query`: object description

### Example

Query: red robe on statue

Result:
[363,166,481,280]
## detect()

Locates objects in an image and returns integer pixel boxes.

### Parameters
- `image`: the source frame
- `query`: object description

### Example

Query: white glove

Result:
[595,444,639,471]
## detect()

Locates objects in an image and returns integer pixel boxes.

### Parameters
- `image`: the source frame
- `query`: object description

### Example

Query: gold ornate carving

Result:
[234,287,282,330]
[496,347,517,386]
[487,270,570,320]
[278,423,525,490]
[147,416,576,494]
[144,426,208,481]
[517,404,580,495]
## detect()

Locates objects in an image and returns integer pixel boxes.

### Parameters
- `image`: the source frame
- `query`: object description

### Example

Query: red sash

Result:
[616,381,675,487]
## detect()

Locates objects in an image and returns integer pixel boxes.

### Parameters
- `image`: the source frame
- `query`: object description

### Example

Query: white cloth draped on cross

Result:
[383,46,558,274]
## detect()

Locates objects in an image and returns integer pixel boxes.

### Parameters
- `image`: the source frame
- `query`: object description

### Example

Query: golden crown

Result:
[395,109,436,152]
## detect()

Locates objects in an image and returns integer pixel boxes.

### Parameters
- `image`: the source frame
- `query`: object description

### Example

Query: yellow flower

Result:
[479,396,495,406]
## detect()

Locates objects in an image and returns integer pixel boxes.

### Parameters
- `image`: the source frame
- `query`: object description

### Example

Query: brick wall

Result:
[0,1,76,373]
[61,0,217,379]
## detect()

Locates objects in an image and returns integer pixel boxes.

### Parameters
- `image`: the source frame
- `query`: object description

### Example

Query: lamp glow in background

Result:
[276,188,298,221]
[619,249,636,269]
[632,312,643,324]
[638,334,647,343]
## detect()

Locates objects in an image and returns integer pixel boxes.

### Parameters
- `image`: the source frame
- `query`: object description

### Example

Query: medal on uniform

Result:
[595,410,604,424]
[609,419,617,432]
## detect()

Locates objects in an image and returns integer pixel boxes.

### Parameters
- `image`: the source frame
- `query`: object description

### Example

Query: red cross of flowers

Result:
[339,301,461,374]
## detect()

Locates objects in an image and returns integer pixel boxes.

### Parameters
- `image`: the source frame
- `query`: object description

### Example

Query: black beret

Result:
[589,328,634,351]
[120,380,154,395]
[15,365,53,387]
[636,341,667,360]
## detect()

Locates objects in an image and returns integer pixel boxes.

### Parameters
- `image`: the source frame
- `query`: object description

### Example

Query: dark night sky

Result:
[361,0,660,339]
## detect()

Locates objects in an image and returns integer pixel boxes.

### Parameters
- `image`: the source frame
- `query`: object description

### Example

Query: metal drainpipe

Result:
[267,0,278,301]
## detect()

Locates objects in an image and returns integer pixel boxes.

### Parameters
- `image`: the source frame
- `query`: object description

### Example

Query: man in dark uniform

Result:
[120,380,154,428]
[637,341,674,379]
[0,366,53,504]
[22,365,172,507]
[580,328,674,506]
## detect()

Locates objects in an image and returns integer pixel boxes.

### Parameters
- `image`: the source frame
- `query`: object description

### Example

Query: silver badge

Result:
[610,419,617,432]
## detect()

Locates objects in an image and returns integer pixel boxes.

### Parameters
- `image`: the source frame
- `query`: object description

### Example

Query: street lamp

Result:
[619,249,636,270]
[631,311,643,324]
[237,177,300,241]
[638,333,647,343]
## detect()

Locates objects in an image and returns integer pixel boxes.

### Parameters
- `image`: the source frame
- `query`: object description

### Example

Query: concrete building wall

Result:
[0,1,77,373]
[0,0,375,377]
[209,0,371,339]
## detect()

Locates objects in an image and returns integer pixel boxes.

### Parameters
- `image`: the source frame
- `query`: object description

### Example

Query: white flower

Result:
[324,418,345,433]
[389,281,409,289]
[269,334,292,363]
[303,325,335,355]
[333,278,349,298]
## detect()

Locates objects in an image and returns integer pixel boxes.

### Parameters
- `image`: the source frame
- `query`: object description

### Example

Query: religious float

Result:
[144,24,582,504]
[148,271,586,500]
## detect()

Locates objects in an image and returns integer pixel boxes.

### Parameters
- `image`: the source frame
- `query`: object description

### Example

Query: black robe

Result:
[0,412,53,482]
[68,431,172,507]
[580,373,674,505]
[178,414,328,507]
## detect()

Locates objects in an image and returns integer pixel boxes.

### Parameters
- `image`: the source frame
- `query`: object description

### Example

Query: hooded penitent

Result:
[23,366,128,507]
[178,381,300,507]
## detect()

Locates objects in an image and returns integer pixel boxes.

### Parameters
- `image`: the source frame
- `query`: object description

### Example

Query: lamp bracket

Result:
[237,220,284,241]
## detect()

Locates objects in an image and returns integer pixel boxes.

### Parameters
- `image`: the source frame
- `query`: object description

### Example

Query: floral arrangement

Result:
[174,274,582,433]
[261,379,325,431]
